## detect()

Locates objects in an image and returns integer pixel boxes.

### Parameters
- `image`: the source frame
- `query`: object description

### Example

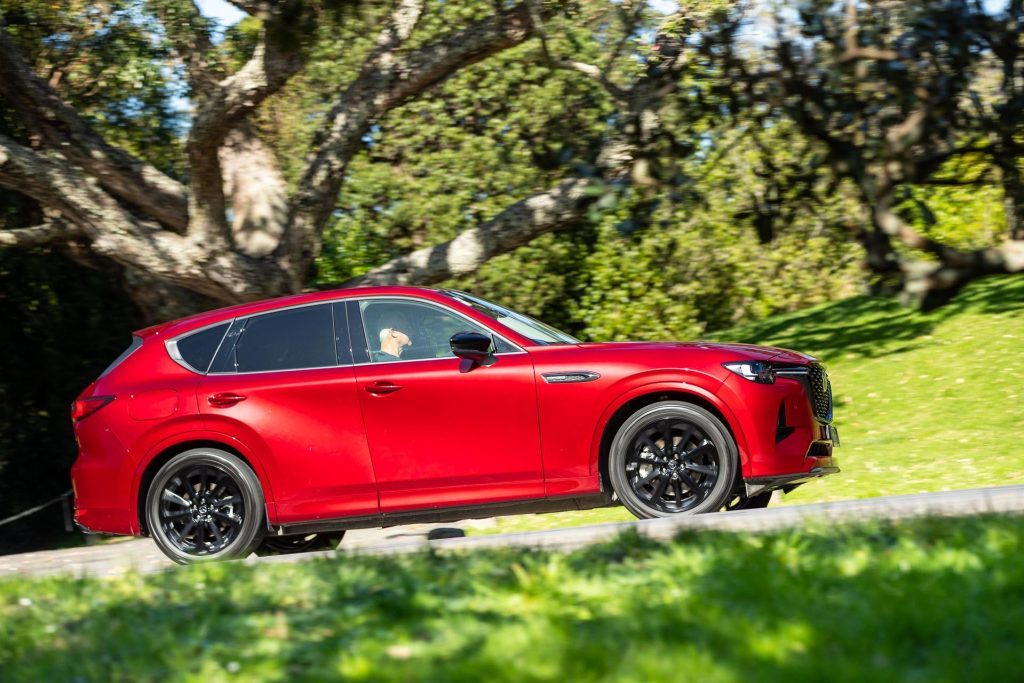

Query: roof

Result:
[134,285,448,339]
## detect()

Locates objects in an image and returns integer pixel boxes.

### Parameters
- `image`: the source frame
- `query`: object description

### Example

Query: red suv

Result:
[71,287,839,563]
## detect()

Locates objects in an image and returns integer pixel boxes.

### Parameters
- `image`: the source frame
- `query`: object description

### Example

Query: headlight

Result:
[723,361,776,384]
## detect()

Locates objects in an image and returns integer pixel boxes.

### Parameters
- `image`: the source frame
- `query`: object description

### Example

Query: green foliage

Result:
[313,36,616,285]
[2,515,1023,680]
[0,0,185,174]
[898,152,1008,251]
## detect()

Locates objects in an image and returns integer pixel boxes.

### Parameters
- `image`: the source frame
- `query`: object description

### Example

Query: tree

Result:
[0,0,757,321]
[0,0,552,319]
[723,0,1024,308]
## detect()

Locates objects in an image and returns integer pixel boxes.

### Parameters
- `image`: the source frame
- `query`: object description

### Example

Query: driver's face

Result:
[390,327,412,350]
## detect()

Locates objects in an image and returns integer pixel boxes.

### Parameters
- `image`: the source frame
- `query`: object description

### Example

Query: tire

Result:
[723,490,772,511]
[254,531,346,556]
[146,447,266,564]
[609,401,737,519]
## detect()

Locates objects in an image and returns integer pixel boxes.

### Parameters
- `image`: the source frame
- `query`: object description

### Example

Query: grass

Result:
[3,514,1023,681]
[484,275,1024,534]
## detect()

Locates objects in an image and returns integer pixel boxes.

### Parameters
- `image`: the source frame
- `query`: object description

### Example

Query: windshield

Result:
[441,291,580,345]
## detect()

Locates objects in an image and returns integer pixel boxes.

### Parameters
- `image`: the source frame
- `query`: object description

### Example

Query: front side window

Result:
[441,290,579,345]
[358,299,515,363]
[233,304,337,372]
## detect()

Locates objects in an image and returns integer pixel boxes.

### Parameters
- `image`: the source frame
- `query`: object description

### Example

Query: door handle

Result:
[365,381,402,396]
[208,392,247,408]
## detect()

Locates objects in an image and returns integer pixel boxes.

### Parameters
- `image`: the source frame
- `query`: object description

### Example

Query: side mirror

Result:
[450,331,495,365]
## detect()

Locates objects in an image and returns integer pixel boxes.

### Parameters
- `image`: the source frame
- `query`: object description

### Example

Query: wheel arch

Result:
[133,436,272,536]
[594,386,749,492]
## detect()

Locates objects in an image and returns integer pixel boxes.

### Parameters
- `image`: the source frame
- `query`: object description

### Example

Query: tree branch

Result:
[220,123,288,256]
[0,133,288,302]
[283,2,534,284]
[0,28,189,232]
[525,0,630,102]
[839,0,898,63]
[0,219,80,248]
[0,133,121,230]
[224,0,267,15]
[148,0,222,93]
[186,27,304,247]
[872,195,1024,308]
[343,177,594,287]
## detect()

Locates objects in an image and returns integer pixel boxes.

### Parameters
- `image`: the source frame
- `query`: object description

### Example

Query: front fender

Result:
[588,376,750,479]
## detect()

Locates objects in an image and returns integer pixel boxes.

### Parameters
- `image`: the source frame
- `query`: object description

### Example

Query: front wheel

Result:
[146,448,266,564]
[609,401,737,519]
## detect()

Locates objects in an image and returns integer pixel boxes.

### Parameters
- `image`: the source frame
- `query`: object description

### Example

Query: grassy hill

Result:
[486,275,1024,534]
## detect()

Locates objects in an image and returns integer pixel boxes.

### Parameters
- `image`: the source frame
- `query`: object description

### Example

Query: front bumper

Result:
[719,364,839,479]
[744,459,840,497]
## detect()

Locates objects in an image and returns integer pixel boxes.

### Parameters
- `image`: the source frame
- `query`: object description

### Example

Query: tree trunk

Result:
[122,268,224,323]
[999,158,1024,241]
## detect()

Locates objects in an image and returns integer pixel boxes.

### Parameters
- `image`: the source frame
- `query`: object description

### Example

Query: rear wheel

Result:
[609,401,737,519]
[146,448,266,564]
[255,532,346,556]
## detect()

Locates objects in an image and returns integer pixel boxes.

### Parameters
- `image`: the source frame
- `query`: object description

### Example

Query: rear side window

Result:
[100,336,142,377]
[175,323,230,373]
[234,304,336,372]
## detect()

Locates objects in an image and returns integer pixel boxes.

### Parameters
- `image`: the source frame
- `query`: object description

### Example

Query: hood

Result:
[576,341,816,364]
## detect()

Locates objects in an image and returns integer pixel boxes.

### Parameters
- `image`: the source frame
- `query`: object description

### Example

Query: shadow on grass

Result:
[713,275,1024,361]
[4,516,1023,682]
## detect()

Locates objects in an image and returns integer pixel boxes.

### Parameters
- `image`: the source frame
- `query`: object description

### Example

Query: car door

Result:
[348,298,544,512]
[198,301,378,525]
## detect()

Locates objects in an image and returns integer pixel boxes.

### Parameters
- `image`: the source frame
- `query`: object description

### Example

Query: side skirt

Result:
[269,493,617,537]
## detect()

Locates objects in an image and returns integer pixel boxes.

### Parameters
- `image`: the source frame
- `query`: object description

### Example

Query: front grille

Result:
[807,364,833,423]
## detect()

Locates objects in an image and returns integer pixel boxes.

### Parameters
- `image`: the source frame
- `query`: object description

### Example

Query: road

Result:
[2,484,1022,580]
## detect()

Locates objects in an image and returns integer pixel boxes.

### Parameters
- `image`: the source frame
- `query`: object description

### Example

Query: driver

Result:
[372,314,413,362]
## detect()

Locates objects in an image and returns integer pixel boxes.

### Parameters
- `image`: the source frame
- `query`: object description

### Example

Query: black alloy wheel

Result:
[609,401,736,519]
[147,448,265,564]
[255,531,346,556]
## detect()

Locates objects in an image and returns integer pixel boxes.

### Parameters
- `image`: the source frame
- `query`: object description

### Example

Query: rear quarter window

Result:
[233,304,336,372]
[174,323,230,373]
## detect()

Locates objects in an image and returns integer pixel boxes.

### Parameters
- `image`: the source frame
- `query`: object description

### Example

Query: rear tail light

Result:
[72,396,114,421]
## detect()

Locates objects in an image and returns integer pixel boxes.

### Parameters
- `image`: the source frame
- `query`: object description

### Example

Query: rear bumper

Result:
[70,414,134,535]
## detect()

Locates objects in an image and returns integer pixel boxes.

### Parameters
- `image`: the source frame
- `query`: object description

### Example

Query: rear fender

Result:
[130,429,275,533]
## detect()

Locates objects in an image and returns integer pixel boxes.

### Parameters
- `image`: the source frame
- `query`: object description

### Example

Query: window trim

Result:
[349,295,526,366]
[165,294,525,375]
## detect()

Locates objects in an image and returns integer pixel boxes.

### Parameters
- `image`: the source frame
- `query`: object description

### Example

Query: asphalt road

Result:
[2,484,1022,580]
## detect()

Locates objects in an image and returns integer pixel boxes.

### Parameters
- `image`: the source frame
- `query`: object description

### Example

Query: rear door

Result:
[198,302,377,524]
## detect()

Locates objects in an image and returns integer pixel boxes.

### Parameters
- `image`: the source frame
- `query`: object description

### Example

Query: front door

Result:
[198,302,378,524]
[349,298,543,512]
